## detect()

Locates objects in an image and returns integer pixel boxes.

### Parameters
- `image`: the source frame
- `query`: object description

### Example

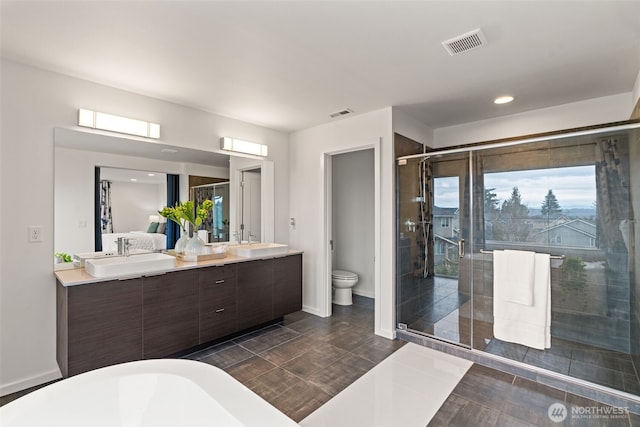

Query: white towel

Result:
[493,252,551,350]
[501,250,535,306]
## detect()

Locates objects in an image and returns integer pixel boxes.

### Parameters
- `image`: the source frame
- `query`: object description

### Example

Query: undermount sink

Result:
[85,253,177,278]
[228,243,289,258]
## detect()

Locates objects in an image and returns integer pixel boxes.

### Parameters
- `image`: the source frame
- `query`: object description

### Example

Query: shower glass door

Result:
[396,122,640,396]
[396,151,473,347]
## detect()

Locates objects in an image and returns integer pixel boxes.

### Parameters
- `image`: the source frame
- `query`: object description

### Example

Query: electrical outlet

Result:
[28,225,42,242]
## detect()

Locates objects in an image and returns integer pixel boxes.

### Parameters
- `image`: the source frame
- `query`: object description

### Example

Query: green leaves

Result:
[158,199,213,231]
[55,252,72,262]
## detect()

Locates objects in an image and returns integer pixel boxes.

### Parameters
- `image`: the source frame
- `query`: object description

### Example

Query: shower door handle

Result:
[458,239,465,259]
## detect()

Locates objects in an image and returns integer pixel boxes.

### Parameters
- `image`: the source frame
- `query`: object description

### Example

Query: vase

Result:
[174,232,190,254]
[185,235,205,255]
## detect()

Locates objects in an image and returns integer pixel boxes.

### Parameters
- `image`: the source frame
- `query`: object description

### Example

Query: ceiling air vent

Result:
[442,28,487,56]
[329,108,354,119]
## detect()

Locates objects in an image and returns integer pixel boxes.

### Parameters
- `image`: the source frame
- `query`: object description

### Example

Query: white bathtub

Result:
[0,359,299,427]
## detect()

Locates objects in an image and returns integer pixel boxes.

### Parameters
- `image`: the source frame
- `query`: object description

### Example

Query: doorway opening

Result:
[238,168,261,242]
[327,148,376,326]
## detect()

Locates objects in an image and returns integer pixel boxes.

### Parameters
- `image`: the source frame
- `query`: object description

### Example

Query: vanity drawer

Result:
[199,271,237,314]
[199,305,237,343]
[199,264,236,285]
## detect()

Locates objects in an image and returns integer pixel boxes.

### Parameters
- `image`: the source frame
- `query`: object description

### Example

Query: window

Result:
[213,195,223,235]
[441,217,450,228]
[484,165,596,246]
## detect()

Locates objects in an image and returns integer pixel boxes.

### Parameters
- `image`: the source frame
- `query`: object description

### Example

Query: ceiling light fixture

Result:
[78,108,160,139]
[220,137,268,157]
[494,96,514,105]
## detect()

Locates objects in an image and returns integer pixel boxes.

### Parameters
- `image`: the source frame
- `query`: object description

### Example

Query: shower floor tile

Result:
[403,271,640,396]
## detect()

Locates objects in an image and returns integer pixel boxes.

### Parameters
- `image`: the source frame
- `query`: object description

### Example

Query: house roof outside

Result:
[531,218,597,240]
[434,206,459,217]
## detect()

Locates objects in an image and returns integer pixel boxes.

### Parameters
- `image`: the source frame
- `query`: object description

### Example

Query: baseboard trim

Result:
[353,289,374,299]
[0,368,62,397]
[302,305,324,317]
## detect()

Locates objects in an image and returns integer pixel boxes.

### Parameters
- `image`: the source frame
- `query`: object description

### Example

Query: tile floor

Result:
[429,364,640,426]
[3,295,639,426]
[184,295,406,422]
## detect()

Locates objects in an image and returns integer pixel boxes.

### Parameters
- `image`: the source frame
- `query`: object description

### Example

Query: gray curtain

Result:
[417,159,433,277]
[193,186,215,233]
[595,137,631,319]
[100,180,113,233]
[166,174,180,249]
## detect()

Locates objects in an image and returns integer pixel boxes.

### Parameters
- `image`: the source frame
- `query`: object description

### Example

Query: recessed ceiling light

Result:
[494,96,514,104]
[130,178,137,182]
[148,173,155,177]
[161,148,178,153]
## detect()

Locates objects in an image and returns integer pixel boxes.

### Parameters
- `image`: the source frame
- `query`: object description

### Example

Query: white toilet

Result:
[332,270,359,306]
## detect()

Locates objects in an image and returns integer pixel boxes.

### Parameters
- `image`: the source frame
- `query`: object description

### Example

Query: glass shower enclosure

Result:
[191,182,230,242]
[396,121,640,396]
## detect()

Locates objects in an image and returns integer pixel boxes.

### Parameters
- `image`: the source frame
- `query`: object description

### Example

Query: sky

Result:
[434,165,596,209]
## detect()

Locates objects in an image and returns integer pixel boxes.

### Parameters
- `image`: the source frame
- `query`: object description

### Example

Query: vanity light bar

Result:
[220,137,268,157]
[78,109,160,139]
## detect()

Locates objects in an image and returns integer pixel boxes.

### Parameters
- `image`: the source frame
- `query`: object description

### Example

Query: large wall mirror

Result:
[54,128,274,258]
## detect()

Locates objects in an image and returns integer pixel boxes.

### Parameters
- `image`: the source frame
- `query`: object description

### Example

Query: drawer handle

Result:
[215,308,225,313]
[215,279,225,284]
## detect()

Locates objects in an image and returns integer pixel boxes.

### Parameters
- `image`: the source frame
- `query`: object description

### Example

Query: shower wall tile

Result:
[552,312,630,353]
[569,360,625,390]
[622,374,640,395]
[632,312,640,384]
[472,295,493,323]
[522,351,571,375]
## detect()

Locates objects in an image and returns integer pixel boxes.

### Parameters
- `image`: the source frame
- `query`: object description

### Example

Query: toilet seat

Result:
[332,270,358,280]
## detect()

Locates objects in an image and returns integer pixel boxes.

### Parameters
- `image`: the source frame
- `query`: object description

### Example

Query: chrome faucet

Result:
[248,232,257,244]
[232,231,241,244]
[116,237,134,257]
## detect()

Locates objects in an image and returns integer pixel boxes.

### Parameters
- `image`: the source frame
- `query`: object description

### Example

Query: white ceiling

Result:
[100,167,166,185]
[2,1,640,133]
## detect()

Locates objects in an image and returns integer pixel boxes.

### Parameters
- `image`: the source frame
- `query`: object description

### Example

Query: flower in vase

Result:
[158,205,187,232]
[159,199,213,233]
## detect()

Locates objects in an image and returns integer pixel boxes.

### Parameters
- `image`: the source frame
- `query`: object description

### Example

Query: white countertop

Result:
[55,249,303,287]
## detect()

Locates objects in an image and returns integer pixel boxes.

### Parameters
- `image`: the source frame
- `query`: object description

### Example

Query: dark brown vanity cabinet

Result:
[236,259,274,331]
[57,253,302,377]
[199,264,237,343]
[274,254,303,318]
[57,278,143,377]
[143,270,199,358]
